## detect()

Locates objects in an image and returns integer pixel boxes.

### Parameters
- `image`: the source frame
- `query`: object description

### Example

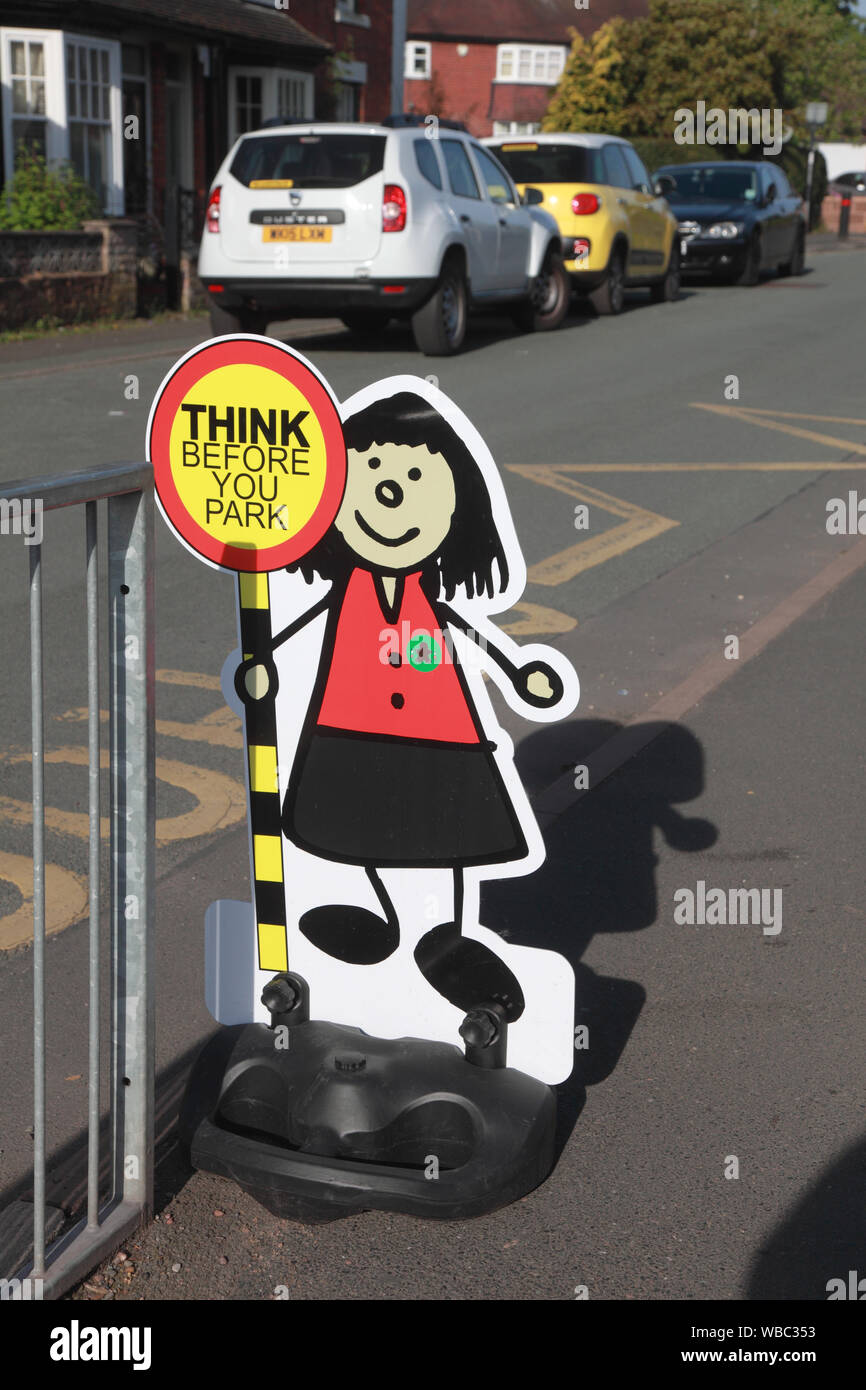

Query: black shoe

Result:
[414,923,525,1022]
[298,905,399,965]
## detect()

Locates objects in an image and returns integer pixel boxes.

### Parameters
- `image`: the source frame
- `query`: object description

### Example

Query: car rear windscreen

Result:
[490,142,605,185]
[230,133,387,189]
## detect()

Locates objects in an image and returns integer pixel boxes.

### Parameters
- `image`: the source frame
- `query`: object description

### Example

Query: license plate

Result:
[262,226,332,243]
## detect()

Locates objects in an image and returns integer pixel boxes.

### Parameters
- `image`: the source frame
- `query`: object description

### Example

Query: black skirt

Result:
[283,727,528,868]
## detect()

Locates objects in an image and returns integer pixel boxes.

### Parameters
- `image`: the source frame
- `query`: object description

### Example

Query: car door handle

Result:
[617,197,628,206]
[460,214,472,223]
[498,217,507,226]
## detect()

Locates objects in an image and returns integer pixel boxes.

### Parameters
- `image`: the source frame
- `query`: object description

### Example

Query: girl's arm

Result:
[440,604,565,710]
[235,591,331,706]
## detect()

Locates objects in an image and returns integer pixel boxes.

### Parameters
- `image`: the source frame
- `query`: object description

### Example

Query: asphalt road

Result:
[1,244,865,1301]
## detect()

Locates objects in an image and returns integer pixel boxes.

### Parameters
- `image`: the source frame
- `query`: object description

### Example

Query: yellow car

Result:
[484,133,680,314]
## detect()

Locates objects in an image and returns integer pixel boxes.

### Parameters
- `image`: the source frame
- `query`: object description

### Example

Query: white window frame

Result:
[228,65,314,146]
[492,121,541,137]
[0,27,123,214]
[405,41,431,80]
[495,45,566,85]
[65,33,124,213]
[335,3,371,29]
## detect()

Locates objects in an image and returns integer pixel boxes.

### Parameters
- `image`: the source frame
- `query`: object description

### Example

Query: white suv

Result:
[198,122,569,355]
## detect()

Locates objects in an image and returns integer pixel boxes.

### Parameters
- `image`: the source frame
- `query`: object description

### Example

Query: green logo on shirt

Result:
[408,632,442,672]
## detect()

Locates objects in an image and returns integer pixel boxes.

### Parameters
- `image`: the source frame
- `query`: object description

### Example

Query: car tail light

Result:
[571,192,601,215]
[206,284,225,294]
[383,185,407,232]
[206,186,221,234]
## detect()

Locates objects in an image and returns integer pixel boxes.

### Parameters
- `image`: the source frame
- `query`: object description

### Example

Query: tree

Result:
[543,20,641,136]
[544,0,866,145]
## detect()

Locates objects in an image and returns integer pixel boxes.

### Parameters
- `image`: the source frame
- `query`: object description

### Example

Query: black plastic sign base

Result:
[180,1013,557,1224]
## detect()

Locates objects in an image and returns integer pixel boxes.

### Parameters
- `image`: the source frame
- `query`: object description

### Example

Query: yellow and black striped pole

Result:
[238,571,288,974]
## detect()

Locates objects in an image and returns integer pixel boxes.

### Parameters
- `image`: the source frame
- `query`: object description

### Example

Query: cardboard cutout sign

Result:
[150,345,580,1085]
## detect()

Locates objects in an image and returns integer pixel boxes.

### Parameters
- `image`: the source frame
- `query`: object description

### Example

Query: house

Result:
[0,1,392,255]
[290,1,394,125]
[403,0,649,138]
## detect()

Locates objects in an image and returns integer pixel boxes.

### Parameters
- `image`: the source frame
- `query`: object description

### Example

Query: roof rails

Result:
[383,113,468,132]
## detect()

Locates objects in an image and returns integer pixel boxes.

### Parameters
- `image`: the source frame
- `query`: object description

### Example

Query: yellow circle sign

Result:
[148,338,346,572]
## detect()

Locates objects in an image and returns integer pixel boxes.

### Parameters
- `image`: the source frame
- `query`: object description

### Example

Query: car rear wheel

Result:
[411,261,467,356]
[341,311,391,335]
[733,235,761,286]
[590,247,626,316]
[512,249,570,332]
[649,242,681,303]
[778,228,806,277]
[209,303,267,336]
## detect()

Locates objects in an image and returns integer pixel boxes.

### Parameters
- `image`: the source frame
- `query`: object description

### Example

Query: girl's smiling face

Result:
[335,443,457,571]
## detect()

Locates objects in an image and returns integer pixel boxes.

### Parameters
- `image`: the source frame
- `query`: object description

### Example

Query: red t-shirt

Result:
[316,569,479,743]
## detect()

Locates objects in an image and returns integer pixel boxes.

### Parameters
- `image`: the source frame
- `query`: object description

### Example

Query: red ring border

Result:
[148,338,346,572]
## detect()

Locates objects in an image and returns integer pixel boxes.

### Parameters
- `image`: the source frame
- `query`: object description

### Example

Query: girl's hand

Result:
[518,661,563,708]
[234,655,279,705]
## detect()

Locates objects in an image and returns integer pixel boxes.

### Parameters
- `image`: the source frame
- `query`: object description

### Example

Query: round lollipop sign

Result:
[147,336,346,572]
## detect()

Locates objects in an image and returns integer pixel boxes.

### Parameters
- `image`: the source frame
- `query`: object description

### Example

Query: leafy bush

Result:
[630,137,723,174]
[0,146,101,231]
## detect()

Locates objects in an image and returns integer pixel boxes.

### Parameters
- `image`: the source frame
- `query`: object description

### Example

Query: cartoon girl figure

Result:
[238,380,578,1029]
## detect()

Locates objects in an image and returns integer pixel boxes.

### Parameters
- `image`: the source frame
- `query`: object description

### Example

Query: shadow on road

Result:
[484,718,717,1159]
[746,1134,866,1300]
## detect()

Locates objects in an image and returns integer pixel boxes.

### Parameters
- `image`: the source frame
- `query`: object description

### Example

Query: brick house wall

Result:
[289,0,394,123]
[406,42,495,137]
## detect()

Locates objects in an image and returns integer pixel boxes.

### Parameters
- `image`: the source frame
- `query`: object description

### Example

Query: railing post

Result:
[108,485,156,1221]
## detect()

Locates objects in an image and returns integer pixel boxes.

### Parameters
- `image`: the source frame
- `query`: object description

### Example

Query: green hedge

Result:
[0,146,100,231]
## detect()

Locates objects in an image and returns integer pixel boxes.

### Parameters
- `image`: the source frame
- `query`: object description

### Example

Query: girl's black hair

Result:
[289,391,508,601]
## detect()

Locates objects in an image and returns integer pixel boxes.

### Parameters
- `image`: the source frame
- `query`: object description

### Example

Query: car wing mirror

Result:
[521,186,544,206]
[654,175,675,196]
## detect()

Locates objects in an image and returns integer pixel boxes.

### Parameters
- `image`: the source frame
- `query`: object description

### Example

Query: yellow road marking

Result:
[0,748,246,845]
[498,602,577,635]
[155,669,222,691]
[692,403,866,458]
[704,407,866,428]
[508,468,678,584]
[57,704,244,749]
[0,850,88,951]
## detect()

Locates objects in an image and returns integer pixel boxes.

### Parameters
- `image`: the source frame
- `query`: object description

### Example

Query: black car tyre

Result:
[209,303,267,336]
[733,234,761,287]
[341,311,391,335]
[649,241,681,303]
[411,260,467,355]
[778,228,806,277]
[590,247,626,316]
[512,249,570,332]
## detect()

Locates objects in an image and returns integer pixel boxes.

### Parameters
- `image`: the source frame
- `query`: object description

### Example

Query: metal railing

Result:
[1,462,155,1299]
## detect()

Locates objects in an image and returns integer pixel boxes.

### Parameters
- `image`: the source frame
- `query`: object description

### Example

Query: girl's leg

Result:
[413,868,525,1022]
[298,865,399,965]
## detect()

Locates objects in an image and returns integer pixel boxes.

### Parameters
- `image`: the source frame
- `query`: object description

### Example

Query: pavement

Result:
[1,244,865,1301]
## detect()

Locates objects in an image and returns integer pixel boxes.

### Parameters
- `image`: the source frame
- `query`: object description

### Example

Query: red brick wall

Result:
[289,1,394,123]
[404,42,496,137]
[192,59,207,227]
[149,43,167,227]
